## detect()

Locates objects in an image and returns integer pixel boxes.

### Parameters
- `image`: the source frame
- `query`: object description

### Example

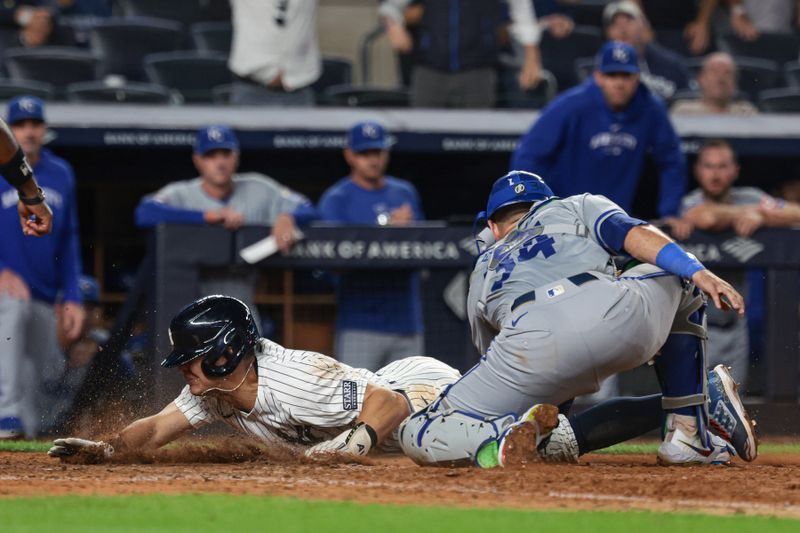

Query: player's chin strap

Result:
[201,359,256,396]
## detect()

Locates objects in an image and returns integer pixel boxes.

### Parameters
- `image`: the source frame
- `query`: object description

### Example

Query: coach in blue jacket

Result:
[511,41,687,218]
[0,96,84,439]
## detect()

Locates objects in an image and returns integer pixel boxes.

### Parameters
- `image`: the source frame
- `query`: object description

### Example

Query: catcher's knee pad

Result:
[398,397,516,466]
[655,282,710,444]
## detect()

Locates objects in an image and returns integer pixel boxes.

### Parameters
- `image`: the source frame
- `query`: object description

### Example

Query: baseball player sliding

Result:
[400,171,757,467]
[48,295,460,461]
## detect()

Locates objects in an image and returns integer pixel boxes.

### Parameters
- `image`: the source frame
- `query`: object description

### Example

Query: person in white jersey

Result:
[47,295,460,461]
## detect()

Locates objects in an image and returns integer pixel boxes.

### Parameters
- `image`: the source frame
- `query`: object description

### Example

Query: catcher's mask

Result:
[161,295,259,378]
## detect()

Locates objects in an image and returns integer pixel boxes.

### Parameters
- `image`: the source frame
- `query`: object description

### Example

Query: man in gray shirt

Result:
[135,125,311,322]
[676,138,800,387]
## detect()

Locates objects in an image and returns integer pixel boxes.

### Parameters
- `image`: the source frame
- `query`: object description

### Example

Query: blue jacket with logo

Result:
[0,148,82,304]
[510,79,687,217]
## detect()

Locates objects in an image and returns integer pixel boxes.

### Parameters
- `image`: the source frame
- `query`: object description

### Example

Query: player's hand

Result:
[518,56,542,91]
[58,302,86,345]
[48,437,114,463]
[663,216,694,241]
[542,14,574,39]
[0,268,31,301]
[384,18,413,53]
[305,423,374,458]
[732,208,763,237]
[683,20,710,54]
[731,11,758,41]
[271,213,297,254]
[691,269,745,316]
[18,199,53,236]
[219,208,244,230]
[204,208,244,230]
[389,203,414,226]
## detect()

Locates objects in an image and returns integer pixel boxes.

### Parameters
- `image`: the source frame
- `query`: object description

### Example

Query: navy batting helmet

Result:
[478,171,554,222]
[161,295,259,378]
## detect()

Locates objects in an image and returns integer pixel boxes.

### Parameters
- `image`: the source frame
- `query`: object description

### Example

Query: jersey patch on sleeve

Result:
[342,380,359,411]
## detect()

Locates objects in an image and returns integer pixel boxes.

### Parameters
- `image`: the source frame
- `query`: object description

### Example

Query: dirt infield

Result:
[3,442,800,518]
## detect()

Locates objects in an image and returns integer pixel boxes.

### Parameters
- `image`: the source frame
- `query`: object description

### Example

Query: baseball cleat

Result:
[657,413,733,466]
[707,364,758,462]
[477,403,560,468]
[537,414,579,463]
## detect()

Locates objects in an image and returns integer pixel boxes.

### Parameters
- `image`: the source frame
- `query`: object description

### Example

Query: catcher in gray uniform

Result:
[400,171,756,467]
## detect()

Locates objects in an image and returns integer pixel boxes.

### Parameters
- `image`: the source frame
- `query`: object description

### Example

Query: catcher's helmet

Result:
[479,171,554,221]
[161,295,259,378]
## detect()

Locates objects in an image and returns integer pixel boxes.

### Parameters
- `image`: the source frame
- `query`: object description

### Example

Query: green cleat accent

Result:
[476,440,501,469]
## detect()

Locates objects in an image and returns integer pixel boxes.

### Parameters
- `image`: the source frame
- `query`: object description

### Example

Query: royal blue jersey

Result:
[510,79,687,217]
[318,176,424,334]
[0,148,82,304]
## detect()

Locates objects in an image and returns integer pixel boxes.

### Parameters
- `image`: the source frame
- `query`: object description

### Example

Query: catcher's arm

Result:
[305,384,410,457]
[48,402,193,461]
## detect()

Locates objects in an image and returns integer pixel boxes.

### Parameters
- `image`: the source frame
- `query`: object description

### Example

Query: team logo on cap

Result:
[18,97,37,112]
[612,46,629,63]
[207,126,224,142]
[514,184,526,194]
[361,124,379,138]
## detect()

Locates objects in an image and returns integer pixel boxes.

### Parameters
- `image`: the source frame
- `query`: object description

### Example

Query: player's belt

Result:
[510,272,599,312]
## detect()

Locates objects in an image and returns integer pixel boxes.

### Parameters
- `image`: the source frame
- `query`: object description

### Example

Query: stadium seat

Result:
[0,79,54,100]
[66,80,175,104]
[311,57,354,97]
[784,61,800,88]
[4,47,98,98]
[669,88,702,104]
[718,32,800,66]
[573,57,595,83]
[684,56,780,101]
[144,51,231,103]
[118,0,230,24]
[758,88,800,113]
[655,29,699,58]
[496,68,557,109]
[212,84,232,104]
[90,18,184,81]
[191,22,232,55]
[322,85,410,107]
[540,26,603,90]
[569,4,606,27]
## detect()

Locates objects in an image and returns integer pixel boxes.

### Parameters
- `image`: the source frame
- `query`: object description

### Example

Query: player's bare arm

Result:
[305,383,411,457]
[758,200,800,227]
[682,203,751,232]
[623,224,745,315]
[48,402,193,460]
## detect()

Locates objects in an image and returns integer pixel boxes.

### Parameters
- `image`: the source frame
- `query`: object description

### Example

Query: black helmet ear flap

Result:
[201,323,250,378]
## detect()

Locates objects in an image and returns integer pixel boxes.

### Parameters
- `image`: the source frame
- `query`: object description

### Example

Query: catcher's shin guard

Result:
[654,282,711,447]
[398,396,515,466]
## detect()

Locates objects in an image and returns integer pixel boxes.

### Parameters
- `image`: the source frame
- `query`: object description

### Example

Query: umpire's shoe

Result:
[708,364,758,462]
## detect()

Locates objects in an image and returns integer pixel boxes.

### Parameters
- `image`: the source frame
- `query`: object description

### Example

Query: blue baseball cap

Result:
[596,41,640,74]
[479,171,554,221]
[195,125,239,155]
[7,95,45,124]
[347,121,394,152]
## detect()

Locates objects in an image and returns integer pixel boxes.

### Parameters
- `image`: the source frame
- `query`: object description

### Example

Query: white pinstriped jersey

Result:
[174,339,460,450]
